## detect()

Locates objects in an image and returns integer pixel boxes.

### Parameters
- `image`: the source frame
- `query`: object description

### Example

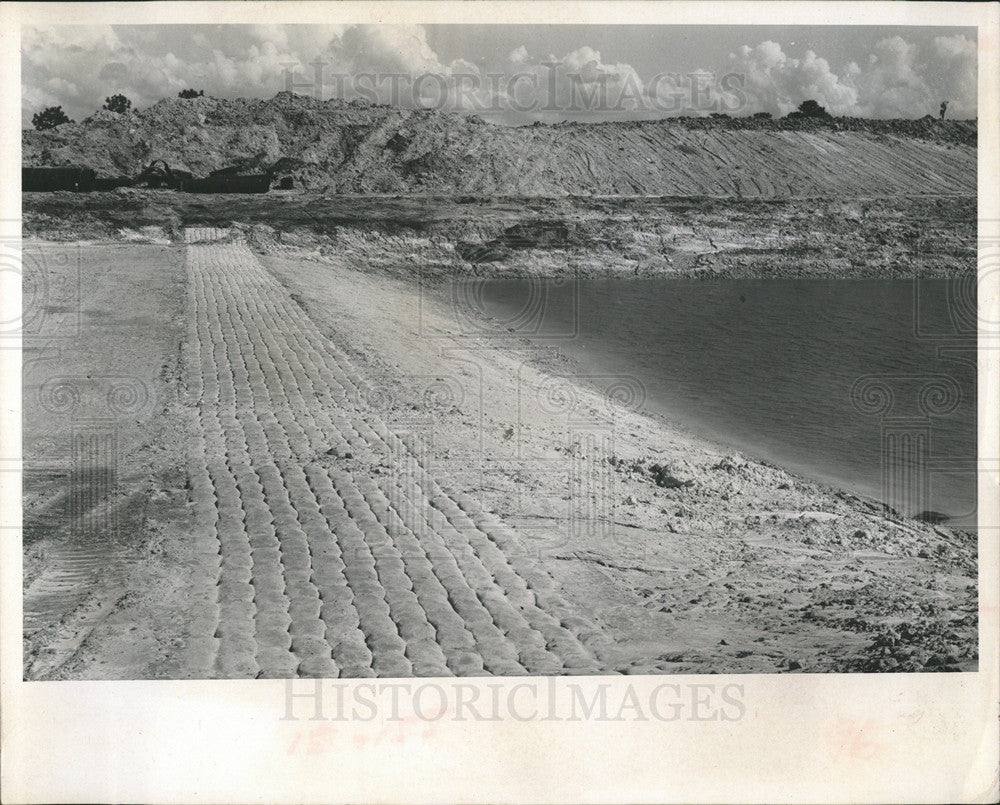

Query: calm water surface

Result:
[477,278,977,526]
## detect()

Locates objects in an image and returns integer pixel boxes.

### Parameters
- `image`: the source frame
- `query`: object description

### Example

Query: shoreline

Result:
[448,279,975,530]
[422,269,976,527]
[19,230,977,524]
[20,235,978,678]
[259,242,979,672]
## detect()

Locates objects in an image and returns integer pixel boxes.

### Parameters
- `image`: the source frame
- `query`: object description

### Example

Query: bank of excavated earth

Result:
[23,92,976,197]
[23,191,976,279]
[23,93,977,279]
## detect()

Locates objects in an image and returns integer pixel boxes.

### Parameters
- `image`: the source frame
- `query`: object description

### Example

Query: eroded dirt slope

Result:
[22,192,977,279]
[23,92,976,197]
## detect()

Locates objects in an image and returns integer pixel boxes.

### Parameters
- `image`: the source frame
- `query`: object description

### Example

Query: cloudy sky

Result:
[22,24,978,127]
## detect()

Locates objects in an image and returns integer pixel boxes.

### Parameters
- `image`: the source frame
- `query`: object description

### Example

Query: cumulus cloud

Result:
[333,25,453,75]
[22,25,310,123]
[21,25,978,127]
[506,45,530,66]
[22,25,364,125]
[729,35,977,118]
[21,24,490,125]
[471,45,661,124]
[730,42,858,115]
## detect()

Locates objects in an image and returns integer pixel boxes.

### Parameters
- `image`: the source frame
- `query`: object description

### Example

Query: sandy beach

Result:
[21,229,977,679]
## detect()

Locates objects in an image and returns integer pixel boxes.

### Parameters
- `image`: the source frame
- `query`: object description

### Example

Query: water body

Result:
[476,277,978,526]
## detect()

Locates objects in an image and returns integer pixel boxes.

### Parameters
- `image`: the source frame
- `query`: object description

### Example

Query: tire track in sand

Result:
[183,227,612,677]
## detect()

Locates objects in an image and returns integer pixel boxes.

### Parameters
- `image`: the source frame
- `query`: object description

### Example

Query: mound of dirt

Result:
[22,92,976,197]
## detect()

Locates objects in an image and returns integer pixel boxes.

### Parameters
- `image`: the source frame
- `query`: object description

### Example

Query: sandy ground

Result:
[22,241,200,678]
[21,234,978,679]
[24,192,976,280]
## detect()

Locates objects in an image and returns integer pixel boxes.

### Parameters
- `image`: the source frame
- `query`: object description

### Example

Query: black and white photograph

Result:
[2,2,997,803]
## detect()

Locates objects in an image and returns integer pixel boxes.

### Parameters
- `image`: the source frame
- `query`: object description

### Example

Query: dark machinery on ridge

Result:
[133,159,194,190]
[23,159,278,194]
[22,166,96,192]
[126,160,272,193]
[193,166,272,194]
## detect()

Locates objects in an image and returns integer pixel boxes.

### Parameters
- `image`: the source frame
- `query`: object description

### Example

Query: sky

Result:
[21,24,978,127]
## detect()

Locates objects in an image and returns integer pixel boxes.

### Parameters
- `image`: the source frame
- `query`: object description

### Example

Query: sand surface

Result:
[21,233,978,678]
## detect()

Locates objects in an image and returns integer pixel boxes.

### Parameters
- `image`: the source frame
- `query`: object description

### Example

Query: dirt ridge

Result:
[23,92,976,197]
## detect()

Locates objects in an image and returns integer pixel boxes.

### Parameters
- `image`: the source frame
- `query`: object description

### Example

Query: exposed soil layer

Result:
[23,93,975,196]
[22,191,975,279]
